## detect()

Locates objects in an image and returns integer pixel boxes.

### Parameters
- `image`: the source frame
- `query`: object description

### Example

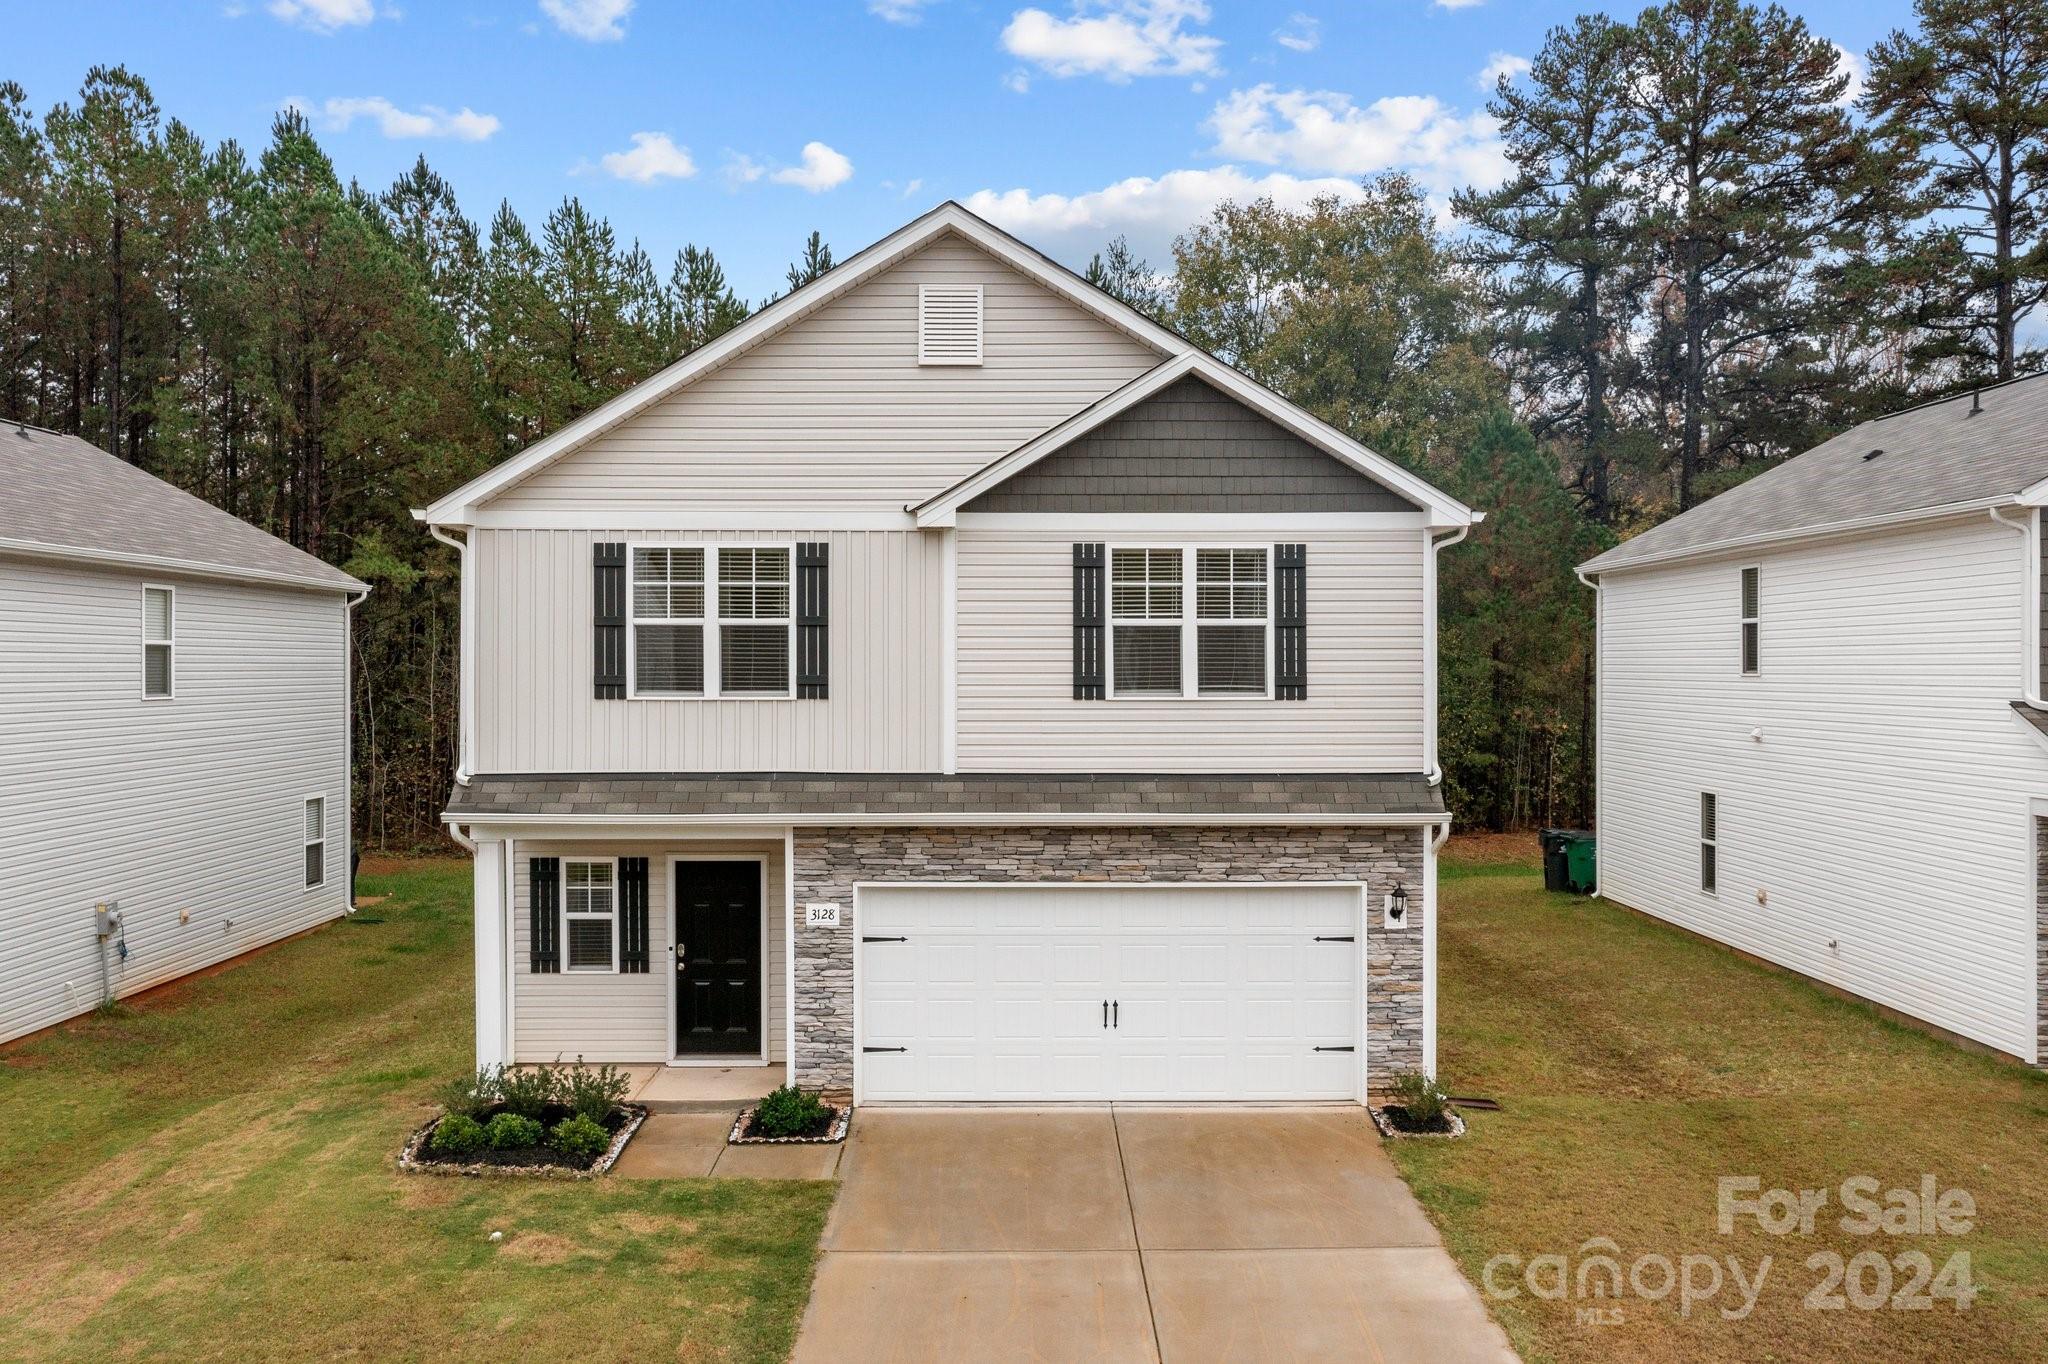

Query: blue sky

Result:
[11,1,1920,301]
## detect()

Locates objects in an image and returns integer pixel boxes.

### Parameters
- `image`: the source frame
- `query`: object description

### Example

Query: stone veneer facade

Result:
[791,824,1425,1096]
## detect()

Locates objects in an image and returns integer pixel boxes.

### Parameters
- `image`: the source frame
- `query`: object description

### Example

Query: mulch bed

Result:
[398,1103,648,1178]
[1369,1104,1467,1139]
[729,1103,850,1145]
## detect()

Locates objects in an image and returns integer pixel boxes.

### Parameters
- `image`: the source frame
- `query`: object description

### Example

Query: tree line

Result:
[2,0,2042,843]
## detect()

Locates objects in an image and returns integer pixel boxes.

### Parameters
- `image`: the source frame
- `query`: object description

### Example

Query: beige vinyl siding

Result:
[0,557,351,1044]
[955,526,1426,770]
[487,235,1163,515]
[475,528,943,772]
[1596,515,2046,1061]
[511,840,786,1064]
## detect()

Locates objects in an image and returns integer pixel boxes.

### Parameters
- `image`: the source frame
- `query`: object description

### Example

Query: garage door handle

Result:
[1314,935,1355,943]
[862,935,908,943]
[1102,1000,1108,1029]
[1313,1045,1355,1053]
[1113,1000,1119,1028]
[863,1046,908,1053]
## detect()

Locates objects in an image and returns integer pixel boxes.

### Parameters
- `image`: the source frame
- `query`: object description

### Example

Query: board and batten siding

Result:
[474,528,943,772]
[954,526,1426,771]
[511,841,786,1064]
[1596,514,2048,1061]
[485,235,1164,515]
[0,556,350,1043]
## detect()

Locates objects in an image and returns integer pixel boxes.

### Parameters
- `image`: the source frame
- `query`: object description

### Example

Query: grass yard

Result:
[1398,841,2048,1364]
[0,860,833,1363]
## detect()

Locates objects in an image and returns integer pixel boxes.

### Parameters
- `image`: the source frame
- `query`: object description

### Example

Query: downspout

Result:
[1424,525,1472,787]
[445,821,477,853]
[1989,504,2046,709]
[427,524,475,785]
[1574,566,1600,898]
[344,586,371,908]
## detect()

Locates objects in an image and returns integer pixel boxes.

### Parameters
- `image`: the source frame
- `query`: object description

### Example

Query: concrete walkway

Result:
[792,1108,1519,1363]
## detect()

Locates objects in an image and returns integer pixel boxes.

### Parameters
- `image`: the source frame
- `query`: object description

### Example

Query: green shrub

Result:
[428,1112,486,1159]
[562,1059,632,1122]
[752,1084,830,1138]
[485,1112,544,1150]
[498,1066,560,1120]
[431,1066,502,1123]
[549,1113,610,1157]
[1388,1070,1448,1125]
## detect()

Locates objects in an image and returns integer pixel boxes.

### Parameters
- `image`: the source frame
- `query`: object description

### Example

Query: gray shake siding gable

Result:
[790,825,1425,1093]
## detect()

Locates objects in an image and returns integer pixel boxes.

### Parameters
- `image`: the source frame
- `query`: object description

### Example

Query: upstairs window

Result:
[1740,567,1759,675]
[142,586,174,699]
[918,284,983,365]
[1700,792,1718,894]
[563,858,617,972]
[629,546,792,697]
[1109,546,1274,699]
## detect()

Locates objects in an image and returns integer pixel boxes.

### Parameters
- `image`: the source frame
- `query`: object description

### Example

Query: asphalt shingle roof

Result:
[1582,373,2048,574]
[445,772,1446,821]
[0,423,364,592]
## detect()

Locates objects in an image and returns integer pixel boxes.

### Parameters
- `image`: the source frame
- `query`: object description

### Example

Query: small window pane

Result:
[1742,622,1759,675]
[721,624,791,693]
[1701,842,1717,894]
[633,547,704,620]
[144,644,171,697]
[717,548,791,619]
[567,917,613,969]
[1700,793,1716,841]
[1111,548,1181,620]
[635,624,705,694]
[1114,625,1182,694]
[1741,567,1759,618]
[1198,625,1266,694]
[305,841,324,888]
[1197,549,1267,619]
[305,798,324,842]
[143,588,172,641]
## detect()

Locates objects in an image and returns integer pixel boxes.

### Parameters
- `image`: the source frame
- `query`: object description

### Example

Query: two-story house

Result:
[1581,373,2048,1066]
[0,424,365,1043]
[419,203,1480,1104]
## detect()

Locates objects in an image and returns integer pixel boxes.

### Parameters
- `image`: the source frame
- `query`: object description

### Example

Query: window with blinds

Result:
[628,545,792,696]
[564,859,617,971]
[1108,546,1274,699]
[1196,548,1268,694]
[1700,792,1718,894]
[303,797,325,889]
[142,586,174,699]
[1111,548,1183,695]
[1739,566,1759,675]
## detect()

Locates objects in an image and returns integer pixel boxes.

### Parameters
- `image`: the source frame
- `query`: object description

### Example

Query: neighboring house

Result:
[1580,373,2048,1065]
[0,425,366,1044]
[420,203,1480,1104]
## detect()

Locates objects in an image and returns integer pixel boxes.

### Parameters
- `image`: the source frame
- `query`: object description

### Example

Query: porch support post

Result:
[473,838,510,1071]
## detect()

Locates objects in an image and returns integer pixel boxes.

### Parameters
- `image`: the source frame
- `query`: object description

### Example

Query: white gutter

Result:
[444,821,477,853]
[442,809,1453,830]
[426,524,475,786]
[0,535,365,595]
[1583,494,2015,578]
[1989,504,2046,708]
[1424,525,1472,787]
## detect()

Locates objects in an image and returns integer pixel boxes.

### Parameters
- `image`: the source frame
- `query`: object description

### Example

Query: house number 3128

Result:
[805,902,841,928]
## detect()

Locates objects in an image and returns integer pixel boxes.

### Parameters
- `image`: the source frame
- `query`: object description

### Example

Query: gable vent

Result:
[919,284,983,366]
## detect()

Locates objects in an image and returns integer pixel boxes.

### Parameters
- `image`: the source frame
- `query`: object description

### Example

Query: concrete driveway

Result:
[792,1108,1518,1363]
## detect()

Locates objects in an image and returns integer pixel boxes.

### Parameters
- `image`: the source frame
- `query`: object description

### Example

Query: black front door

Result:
[674,861,763,1056]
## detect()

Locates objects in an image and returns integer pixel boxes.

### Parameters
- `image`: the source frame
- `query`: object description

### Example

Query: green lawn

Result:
[0,860,833,1363]
[1396,843,2048,1364]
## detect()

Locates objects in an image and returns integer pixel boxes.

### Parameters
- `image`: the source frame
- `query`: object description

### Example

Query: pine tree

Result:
[669,243,748,352]
[1084,235,1171,321]
[784,230,834,293]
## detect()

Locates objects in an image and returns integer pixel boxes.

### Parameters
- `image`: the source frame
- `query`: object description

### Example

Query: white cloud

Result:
[599,131,697,183]
[1475,52,1530,91]
[870,0,939,22]
[1274,13,1319,53]
[1001,1,1221,82]
[541,0,632,41]
[1434,0,1484,9]
[1208,84,1509,195]
[967,165,1365,261]
[771,141,855,192]
[1830,41,1867,107]
[902,177,925,198]
[1003,69,1033,93]
[309,96,500,141]
[724,153,766,186]
[267,0,375,32]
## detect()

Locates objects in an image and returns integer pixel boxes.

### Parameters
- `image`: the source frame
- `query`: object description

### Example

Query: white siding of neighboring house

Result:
[473,528,944,772]
[1596,513,2047,1061]
[955,525,1427,771]
[510,840,786,1064]
[483,235,1165,516]
[0,556,351,1044]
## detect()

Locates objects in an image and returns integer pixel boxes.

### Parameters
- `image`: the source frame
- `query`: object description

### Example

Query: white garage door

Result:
[856,884,1363,1102]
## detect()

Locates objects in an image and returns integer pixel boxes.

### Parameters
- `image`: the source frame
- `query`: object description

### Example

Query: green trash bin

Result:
[1563,834,1597,894]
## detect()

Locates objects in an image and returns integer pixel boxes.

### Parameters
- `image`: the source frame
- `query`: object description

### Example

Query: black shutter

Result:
[1275,542,1307,700]
[619,857,649,972]
[530,857,561,973]
[1073,542,1105,700]
[593,541,626,699]
[796,541,829,699]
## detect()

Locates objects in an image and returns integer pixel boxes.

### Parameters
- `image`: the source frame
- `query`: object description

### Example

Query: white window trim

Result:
[303,795,327,891]
[142,583,175,701]
[1700,792,1718,895]
[562,855,621,974]
[1739,564,1760,676]
[626,542,796,700]
[1105,544,1276,701]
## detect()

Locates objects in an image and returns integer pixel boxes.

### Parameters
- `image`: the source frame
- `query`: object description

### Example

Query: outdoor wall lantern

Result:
[1385,884,1409,928]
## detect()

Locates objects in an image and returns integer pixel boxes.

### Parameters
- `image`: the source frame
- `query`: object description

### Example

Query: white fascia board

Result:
[450,811,1450,837]
[1578,495,2016,578]
[2015,475,2048,506]
[0,536,366,595]
[420,203,1187,527]
[467,508,919,531]
[910,350,1478,530]
[956,511,1430,530]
